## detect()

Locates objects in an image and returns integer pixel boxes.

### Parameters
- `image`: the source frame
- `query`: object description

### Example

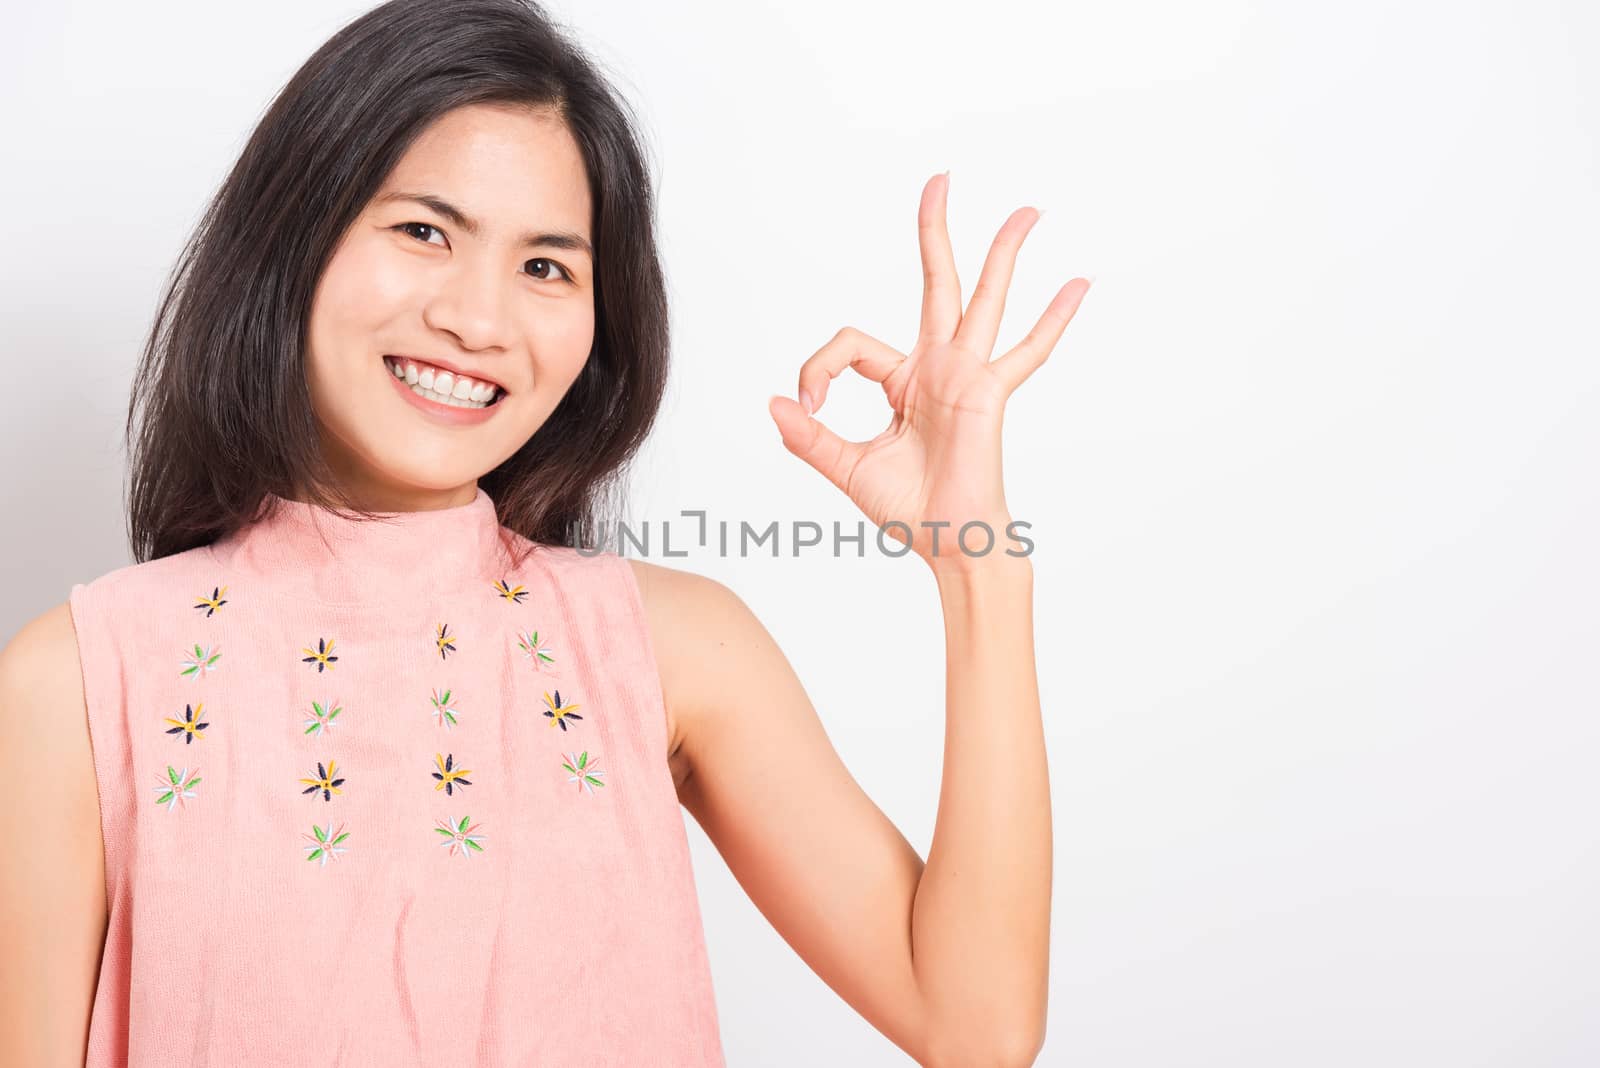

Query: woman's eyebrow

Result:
[377,190,593,259]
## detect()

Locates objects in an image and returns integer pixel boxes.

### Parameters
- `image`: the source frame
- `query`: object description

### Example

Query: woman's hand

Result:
[769,172,1090,575]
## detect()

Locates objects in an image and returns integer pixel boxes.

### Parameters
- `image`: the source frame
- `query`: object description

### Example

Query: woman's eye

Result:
[525,257,572,283]
[393,224,569,284]
[396,221,445,246]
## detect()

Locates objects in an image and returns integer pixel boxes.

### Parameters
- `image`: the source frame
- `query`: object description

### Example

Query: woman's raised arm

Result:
[635,171,1087,1067]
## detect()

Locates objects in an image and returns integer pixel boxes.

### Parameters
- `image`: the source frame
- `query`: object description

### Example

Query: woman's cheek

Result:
[539,301,597,379]
[335,239,416,321]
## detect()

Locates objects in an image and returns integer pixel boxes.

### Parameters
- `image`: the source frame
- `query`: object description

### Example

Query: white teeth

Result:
[385,356,502,409]
[408,382,492,409]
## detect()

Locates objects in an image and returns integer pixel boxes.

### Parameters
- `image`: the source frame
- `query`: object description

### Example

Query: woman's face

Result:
[305,102,596,508]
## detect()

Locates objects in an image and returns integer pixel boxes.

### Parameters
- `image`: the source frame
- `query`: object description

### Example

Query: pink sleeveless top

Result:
[66,487,725,1066]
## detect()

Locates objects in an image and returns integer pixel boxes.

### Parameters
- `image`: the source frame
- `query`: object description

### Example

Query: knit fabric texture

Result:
[66,486,725,1065]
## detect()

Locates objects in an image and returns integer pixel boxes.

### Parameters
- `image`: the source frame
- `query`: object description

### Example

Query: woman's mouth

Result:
[383,355,505,410]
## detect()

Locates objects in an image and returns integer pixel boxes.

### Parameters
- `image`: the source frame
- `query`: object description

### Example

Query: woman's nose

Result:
[421,262,515,352]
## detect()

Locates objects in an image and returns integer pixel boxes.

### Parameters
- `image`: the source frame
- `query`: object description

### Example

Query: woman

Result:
[0,0,1087,1064]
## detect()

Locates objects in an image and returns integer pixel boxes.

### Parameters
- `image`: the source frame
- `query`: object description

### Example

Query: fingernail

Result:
[1085,273,1097,285]
[798,387,814,414]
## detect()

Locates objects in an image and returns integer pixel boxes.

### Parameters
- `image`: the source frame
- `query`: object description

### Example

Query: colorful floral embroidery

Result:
[516,629,556,671]
[193,585,229,617]
[179,643,221,679]
[434,815,486,857]
[299,760,346,801]
[430,687,461,728]
[303,698,342,735]
[154,765,202,811]
[163,702,210,744]
[435,622,457,660]
[493,579,529,604]
[303,821,350,867]
[301,637,339,672]
[561,751,606,795]
[432,753,473,796]
[543,689,583,731]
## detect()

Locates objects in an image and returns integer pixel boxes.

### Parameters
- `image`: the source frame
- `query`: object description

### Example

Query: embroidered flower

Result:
[303,698,342,736]
[303,821,350,867]
[493,579,529,604]
[434,815,486,858]
[179,643,221,679]
[299,760,346,801]
[193,585,229,617]
[430,687,461,729]
[432,753,473,796]
[542,689,583,731]
[163,702,210,744]
[301,637,339,673]
[435,623,457,660]
[154,765,202,811]
[516,629,556,671]
[561,751,606,795]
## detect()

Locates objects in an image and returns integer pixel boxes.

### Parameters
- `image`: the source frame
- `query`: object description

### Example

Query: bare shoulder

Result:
[1,601,95,762]
[0,600,107,1063]
[624,558,765,792]
[0,599,103,854]
[620,559,938,1058]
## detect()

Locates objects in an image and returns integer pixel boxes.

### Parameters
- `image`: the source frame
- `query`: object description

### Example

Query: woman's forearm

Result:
[910,550,1051,1064]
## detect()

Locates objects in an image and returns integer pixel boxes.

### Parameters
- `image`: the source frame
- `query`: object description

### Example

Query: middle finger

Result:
[916,172,962,346]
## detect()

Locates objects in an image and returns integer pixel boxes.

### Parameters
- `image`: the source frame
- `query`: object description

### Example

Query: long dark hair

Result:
[125,0,667,565]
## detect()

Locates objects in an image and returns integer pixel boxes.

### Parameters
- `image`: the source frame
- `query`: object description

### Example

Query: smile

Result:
[384,355,504,408]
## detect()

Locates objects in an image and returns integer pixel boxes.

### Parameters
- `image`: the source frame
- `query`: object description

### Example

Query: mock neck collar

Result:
[206,486,518,608]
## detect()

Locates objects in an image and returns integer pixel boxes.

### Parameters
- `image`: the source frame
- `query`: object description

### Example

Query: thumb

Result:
[768,394,860,494]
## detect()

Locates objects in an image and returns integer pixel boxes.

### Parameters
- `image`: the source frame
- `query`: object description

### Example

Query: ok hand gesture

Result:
[768,172,1092,573]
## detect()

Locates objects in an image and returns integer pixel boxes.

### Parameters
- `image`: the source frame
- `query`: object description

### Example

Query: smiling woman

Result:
[306,103,599,489]
[116,0,667,545]
[0,0,714,1063]
[2,0,1074,1064]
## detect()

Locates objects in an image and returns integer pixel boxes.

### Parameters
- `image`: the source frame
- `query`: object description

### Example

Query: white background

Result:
[6,1,1599,1064]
